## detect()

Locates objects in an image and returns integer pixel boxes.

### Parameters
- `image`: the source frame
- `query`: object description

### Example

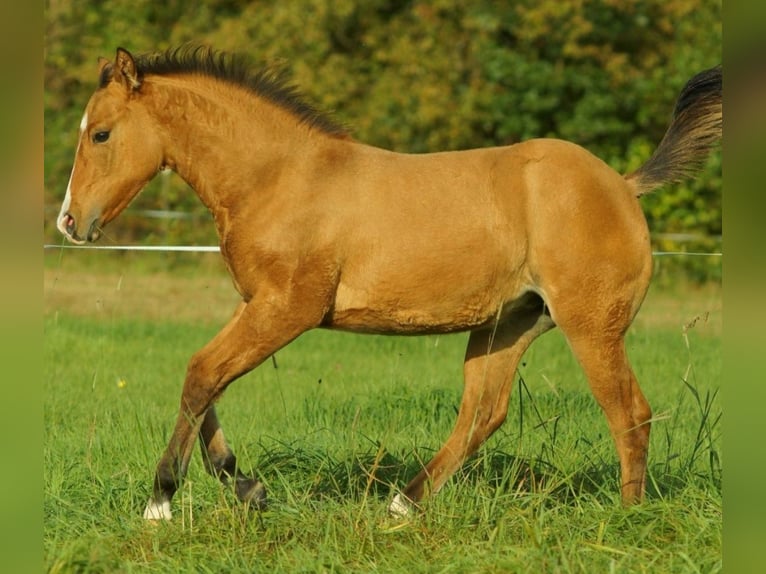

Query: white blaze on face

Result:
[57,111,88,237]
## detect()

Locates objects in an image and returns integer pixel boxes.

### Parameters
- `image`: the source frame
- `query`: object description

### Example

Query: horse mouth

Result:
[58,213,101,244]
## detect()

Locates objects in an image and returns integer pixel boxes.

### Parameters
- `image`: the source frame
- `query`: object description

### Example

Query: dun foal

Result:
[56,46,722,520]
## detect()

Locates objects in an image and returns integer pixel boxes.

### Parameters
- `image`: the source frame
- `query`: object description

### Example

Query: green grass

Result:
[44,267,721,573]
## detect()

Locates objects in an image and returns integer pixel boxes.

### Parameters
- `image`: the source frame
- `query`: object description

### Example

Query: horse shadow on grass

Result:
[244,440,720,512]
[249,445,636,509]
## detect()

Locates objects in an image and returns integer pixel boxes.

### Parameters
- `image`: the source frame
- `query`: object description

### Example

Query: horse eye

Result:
[92,131,110,144]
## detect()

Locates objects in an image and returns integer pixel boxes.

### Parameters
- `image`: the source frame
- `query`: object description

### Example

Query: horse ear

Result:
[114,47,142,91]
[97,57,113,87]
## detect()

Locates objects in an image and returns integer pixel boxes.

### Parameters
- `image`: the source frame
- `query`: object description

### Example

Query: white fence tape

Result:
[652,252,722,257]
[43,244,722,257]
[43,244,220,252]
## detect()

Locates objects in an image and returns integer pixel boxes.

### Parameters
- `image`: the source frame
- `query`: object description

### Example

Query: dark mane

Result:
[102,44,348,137]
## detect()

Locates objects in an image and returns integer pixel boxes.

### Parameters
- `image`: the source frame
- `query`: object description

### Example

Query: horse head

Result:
[57,48,164,244]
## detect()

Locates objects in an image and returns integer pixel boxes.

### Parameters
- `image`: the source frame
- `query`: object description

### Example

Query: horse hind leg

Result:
[566,331,652,504]
[198,405,267,509]
[390,302,554,516]
[550,281,652,504]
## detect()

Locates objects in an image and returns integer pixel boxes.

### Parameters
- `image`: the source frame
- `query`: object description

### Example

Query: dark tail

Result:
[626,66,722,197]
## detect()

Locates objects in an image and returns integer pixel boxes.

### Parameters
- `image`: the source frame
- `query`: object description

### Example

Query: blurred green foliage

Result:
[44,0,721,278]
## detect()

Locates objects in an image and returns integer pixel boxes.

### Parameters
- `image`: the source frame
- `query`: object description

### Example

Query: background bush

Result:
[44,0,722,278]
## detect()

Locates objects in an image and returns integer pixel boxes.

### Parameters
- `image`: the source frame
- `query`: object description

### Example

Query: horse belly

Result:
[327,259,528,335]
[328,299,490,335]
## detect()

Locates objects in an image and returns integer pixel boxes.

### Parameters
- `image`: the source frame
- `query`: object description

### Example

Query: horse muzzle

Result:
[58,212,102,244]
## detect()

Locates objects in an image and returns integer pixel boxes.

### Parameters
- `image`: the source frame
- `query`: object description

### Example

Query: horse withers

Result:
[56,45,722,520]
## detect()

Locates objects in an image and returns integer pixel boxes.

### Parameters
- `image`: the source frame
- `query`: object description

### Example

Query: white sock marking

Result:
[143,499,172,520]
[388,493,411,517]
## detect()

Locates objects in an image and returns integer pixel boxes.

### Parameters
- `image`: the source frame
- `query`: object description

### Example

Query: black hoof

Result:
[235,476,268,510]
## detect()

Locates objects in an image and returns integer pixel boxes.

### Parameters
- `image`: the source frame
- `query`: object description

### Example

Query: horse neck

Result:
[144,75,314,211]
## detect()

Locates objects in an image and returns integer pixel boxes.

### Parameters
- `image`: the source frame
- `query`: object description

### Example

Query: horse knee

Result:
[466,405,508,451]
[634,391,652,426]
[185,352,214,385]
[486,405,509,436]
[181,354,225,411]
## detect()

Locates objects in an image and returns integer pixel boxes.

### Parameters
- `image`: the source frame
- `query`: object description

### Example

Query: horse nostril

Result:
[87,219,102,242]
[64,213,76,236]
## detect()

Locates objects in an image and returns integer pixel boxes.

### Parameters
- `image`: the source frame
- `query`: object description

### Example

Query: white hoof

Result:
[388,493,411,517]
[143,499,172,520]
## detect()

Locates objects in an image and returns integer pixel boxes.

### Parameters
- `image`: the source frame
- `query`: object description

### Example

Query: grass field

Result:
[44,252,722,573]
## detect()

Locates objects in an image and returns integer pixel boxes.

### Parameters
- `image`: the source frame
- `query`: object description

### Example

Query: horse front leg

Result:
[143,287,329,521]
[198,405,266,508]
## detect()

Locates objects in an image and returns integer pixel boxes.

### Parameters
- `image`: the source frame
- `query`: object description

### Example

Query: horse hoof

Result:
[235,477,268,511]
